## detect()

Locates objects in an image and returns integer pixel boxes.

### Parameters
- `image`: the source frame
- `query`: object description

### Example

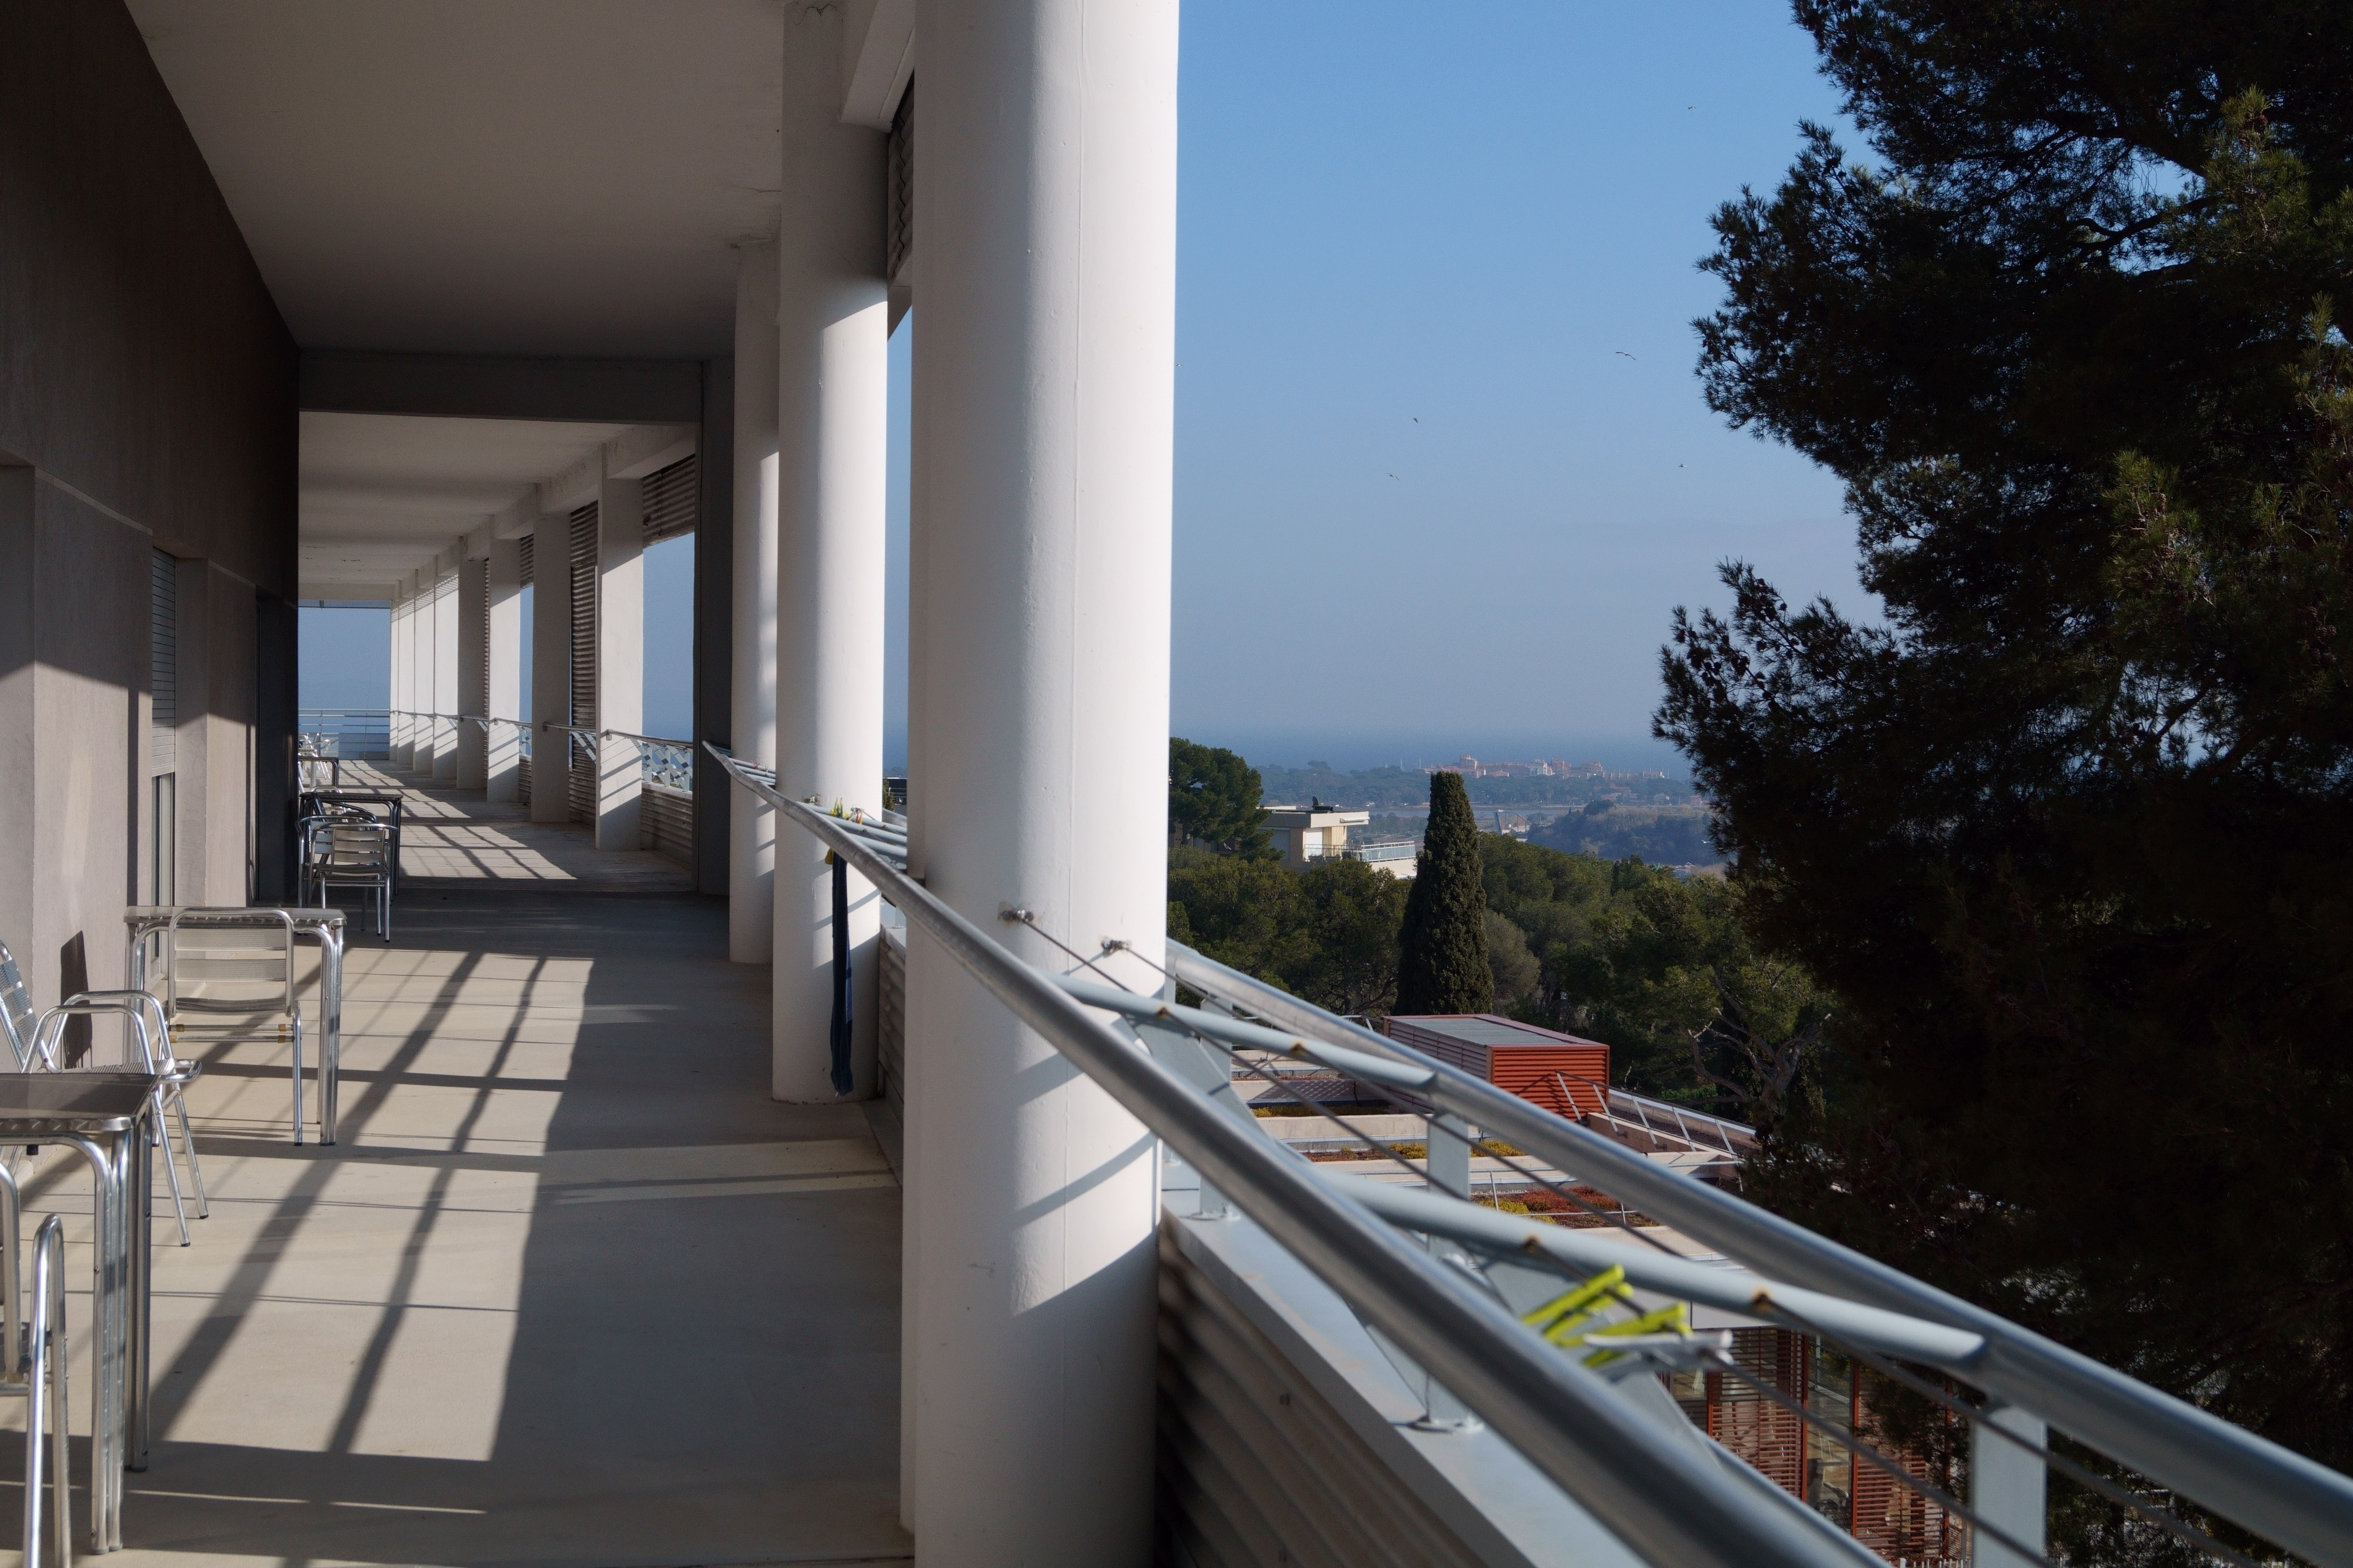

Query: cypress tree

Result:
[1393,770,1493,1015]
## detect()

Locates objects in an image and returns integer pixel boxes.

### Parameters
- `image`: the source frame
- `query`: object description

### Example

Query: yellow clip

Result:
[1573,1302,1691,1369]
[1521,1264,1637,1345]
[1521,1265,1693,1367]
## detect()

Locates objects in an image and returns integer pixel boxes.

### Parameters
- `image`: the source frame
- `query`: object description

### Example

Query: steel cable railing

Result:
[711,743,2353,1567]
[710,744,1901,1568]
[1162,942,2353,1568]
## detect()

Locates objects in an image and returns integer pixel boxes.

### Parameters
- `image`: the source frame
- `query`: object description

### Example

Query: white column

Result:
[457,548,488,789]
[732,238,781,965]
[772,6,888,1102]
[529,517,572,825]
[903,0,1177,1560]
[486,535,524,803]
[393,578,419,769]
[411,567,436,776]
[432,554,460,780]
[594,478,643,849]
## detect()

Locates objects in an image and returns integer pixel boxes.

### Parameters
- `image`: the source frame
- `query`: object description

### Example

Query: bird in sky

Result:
[1615,350,1636,360]
[1386,473,1400,481]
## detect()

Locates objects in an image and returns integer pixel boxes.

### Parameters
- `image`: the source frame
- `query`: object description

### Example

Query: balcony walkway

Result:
[9,890,909,1567]
[325,761,698,894]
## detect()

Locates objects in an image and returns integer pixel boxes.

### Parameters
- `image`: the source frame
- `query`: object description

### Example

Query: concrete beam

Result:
[841,0,915,130]
[606,424,698,481]
[299,351,705,425]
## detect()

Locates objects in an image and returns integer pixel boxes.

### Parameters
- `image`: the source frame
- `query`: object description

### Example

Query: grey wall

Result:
[0,0,299,1007]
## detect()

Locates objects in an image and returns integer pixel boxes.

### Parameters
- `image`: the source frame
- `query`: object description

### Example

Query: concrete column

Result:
[409,568,435,776]
[732,239,781,965]
[772,8,888,1102]
[389,583,414,769]
[529,517,572,824]
[594,478,643,849]
[432,555,460,780]
[486,535,524,803]
[902,0,1178,1559]
[457,547,488,789]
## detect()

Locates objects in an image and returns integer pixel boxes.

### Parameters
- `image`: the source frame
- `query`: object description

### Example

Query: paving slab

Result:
[0,890,908,1567]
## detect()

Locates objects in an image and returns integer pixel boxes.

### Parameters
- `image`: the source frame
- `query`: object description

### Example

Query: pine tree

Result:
[1659,0,2353,1504]
[1394,771,1493,1015]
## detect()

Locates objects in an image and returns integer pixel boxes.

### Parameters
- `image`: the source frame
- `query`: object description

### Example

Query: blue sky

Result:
[306,1,1865,776]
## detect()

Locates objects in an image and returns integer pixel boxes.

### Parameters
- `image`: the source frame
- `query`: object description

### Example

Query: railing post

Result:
[1971,1400,2046,1567]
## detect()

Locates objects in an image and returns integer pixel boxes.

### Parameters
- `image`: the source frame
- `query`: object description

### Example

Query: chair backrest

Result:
[0,941,37,1070]
[319,822,391,873]
[166,908,297,1017]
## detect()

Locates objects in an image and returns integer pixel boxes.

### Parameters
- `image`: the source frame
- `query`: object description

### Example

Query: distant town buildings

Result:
[1431,755,1669,783]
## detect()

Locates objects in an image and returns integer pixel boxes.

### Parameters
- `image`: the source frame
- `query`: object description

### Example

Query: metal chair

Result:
[31,993,207,1245]
[0,942,39,1072]
[160,908,308,1145]
[304,813,393,939]
[1,1209,70,1568]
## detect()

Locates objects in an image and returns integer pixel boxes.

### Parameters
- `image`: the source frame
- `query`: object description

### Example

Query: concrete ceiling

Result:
[301,412,660,599]
[127,0,785,358]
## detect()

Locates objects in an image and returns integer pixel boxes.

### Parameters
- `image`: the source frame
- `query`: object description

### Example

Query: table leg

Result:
[62,1135,122,1552]
[129,1119,151,1474]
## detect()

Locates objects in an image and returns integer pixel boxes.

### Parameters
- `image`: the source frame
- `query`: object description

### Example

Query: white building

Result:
[1263,803,1368,869]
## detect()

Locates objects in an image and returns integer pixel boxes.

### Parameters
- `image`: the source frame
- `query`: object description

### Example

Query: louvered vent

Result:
[519,532,534,587]
[886,85,913,282]
[568,505,599,825]
[641,455,698,546]
[150,551,177,774]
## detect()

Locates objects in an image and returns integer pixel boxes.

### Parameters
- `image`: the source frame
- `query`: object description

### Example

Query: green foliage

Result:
[1478,836,1824,1112]
[1168,849,1408,1018]
[1665,0,2353,1496]
[1394,772,1493,1014]
[1168,738,1271,855]
[1533,805,1719,866]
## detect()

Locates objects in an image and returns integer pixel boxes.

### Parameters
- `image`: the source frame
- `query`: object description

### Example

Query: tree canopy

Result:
[1662,0,2353,1506]
[1168,738,1271,855]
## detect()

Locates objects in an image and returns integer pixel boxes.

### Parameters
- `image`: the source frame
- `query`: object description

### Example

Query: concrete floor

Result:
[322,762,698,893]
[6,890,909,1567]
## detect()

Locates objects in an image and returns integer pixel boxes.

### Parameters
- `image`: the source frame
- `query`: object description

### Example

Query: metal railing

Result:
[712,740,2353,1568]
[298,708,392,760]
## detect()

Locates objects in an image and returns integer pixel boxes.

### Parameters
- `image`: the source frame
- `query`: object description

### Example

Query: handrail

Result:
[715,742,1871,1568]
[1164,940,2353,1566]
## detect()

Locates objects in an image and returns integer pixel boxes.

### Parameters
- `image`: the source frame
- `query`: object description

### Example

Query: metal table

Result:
[298,789,405,892]
[124,907,345,1145]
[296,751,342,790]
[0,1073,160,1552]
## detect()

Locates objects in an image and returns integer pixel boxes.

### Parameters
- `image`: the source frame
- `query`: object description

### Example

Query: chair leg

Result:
[152,1087,190,1246]
[176,1090,209,1219]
